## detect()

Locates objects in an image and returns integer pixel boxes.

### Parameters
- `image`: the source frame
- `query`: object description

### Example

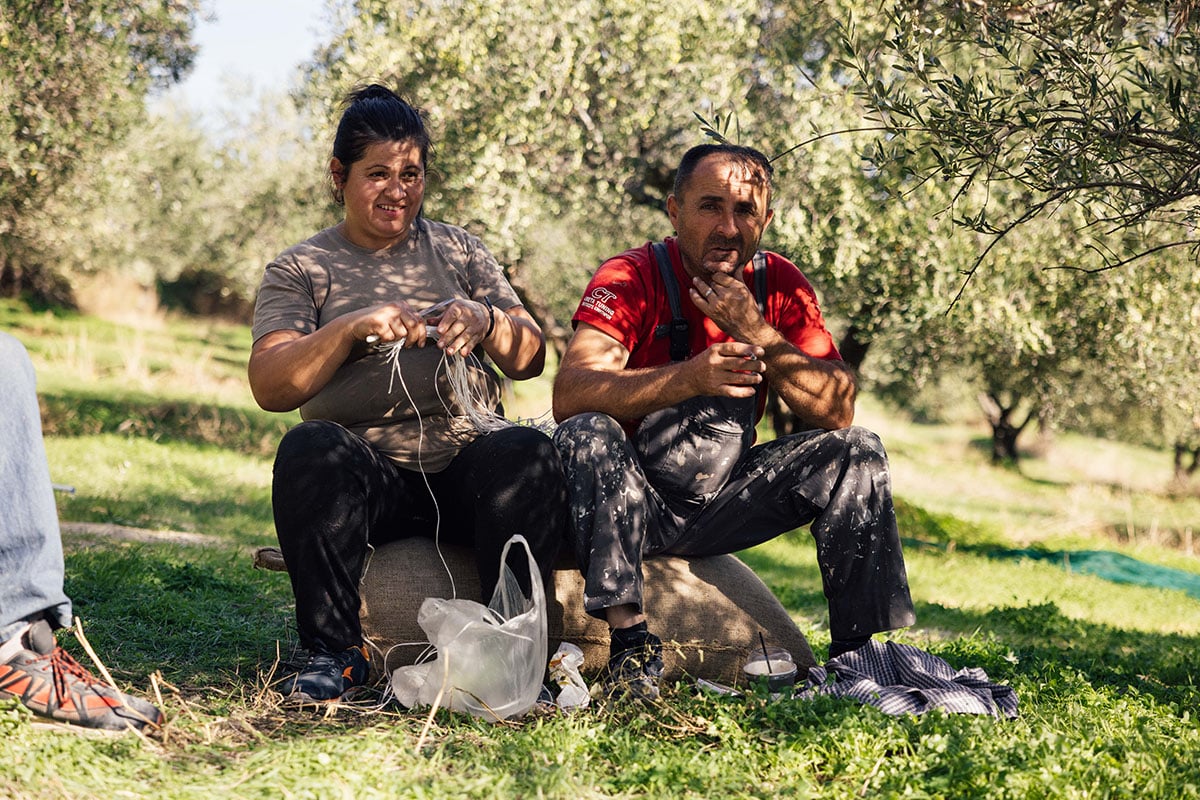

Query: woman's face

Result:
[332,139,426,250]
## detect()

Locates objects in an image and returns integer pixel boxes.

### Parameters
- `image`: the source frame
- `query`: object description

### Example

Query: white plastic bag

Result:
[389,535,547,722]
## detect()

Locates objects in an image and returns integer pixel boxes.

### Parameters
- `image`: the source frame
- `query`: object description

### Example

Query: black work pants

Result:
[553,412,915,640]
[272,419,567,653]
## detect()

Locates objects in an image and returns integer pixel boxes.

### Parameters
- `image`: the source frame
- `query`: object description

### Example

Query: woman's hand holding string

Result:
[426,298,493,358]
[352,296,545,380]
[249,301,427,413]
[352,302,432,349]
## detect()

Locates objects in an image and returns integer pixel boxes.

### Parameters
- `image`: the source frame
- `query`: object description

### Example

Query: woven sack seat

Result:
[254,538,815,687]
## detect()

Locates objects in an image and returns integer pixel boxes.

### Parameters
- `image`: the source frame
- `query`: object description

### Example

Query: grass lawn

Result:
[2,299,1199,799]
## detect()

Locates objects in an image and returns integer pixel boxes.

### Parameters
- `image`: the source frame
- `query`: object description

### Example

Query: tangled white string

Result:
[438,352,516,434]
[439,351,559,434]
[370,335,554,715]
[376,337,554,434]
[375,337,456,599]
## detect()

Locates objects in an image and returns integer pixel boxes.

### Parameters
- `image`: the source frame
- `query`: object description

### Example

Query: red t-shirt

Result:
[571,237,842,423]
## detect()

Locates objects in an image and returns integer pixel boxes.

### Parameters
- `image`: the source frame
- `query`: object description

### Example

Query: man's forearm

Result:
[552,362,696,422]
[760,341,857,430]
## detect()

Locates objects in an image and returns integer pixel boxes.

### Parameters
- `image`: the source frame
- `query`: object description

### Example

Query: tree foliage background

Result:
[300,0,860,346]
[842,0,1200,271]
[0,0,203,301]
[2,0,1196,480]
[838,0,1200,470]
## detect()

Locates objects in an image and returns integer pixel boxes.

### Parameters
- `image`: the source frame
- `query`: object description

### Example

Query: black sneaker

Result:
[602,630,664,702]
[0,619,163,732]
[280,645,369,703]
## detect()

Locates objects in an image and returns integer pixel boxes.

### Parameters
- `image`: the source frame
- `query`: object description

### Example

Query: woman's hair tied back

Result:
[329,82,433,204]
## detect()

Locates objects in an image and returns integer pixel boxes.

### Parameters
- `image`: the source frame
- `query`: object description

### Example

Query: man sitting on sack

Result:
[551,143,916,701]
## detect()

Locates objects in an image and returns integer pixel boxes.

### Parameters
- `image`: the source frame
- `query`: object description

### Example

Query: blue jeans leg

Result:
[0,332,72,643]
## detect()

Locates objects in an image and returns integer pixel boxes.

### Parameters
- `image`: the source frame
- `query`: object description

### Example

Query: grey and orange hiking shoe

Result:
[0,619,163,732]
[602,628,664,702]
[280,644,369,703]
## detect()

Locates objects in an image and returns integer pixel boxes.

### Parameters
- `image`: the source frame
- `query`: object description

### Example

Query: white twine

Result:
[436,350,517,434]
[374,338,457,599]
[366,337,554,625]
[369,334,556,719]
[375,337,555,434]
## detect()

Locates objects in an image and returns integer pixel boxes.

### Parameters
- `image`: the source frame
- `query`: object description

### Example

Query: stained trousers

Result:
[272,420,567,653]
[553,412,915,640]
[0,332,73,644]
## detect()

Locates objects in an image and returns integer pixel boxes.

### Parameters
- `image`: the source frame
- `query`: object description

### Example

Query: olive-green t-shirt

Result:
[252,218,522,472]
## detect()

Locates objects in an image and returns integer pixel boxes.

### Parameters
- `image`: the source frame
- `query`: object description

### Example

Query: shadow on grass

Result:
[739,541,1198,711]
[50,535,1200,762]
[966,434,1193,502]
[63,542,294,688]
[60,487,274,546]
[916,600,1199,708]
[40,390,297,457]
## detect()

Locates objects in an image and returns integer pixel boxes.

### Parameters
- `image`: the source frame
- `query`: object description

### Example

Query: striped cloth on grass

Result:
[796,640,1019,718]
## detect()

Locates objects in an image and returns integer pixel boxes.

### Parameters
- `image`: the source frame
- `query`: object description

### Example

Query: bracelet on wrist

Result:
[483,297,496,338]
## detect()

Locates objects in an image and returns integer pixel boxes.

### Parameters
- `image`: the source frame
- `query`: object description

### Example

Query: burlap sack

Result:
[255,538,816,687]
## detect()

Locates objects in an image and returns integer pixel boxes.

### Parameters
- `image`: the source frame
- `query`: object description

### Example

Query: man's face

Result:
[666,155,774,281]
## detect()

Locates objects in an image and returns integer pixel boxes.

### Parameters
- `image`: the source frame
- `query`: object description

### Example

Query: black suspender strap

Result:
[752,251,767,315]
[652,242,690,362]
[750,251,769,403]
[651,243,770,363]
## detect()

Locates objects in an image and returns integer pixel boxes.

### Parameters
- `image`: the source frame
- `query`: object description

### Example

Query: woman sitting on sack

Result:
[248,84,567,703]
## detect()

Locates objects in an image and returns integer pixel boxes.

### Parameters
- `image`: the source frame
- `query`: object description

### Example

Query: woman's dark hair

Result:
[672,143,774,199]
[329,84,432,204]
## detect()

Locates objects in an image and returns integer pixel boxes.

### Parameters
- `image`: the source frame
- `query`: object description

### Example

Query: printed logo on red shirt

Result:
[580,287,617,321]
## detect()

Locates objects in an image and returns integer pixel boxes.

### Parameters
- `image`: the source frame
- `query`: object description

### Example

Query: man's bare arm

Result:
[756,332,858,430]
[552,323,765,422]
[691,271,857,430]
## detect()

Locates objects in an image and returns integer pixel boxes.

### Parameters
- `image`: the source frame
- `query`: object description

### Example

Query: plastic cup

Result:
[743,647,797,696]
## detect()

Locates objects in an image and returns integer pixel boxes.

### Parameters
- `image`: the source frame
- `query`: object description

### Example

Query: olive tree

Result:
[64,84,335,319]
[0,0,201,303]
[831,1,1200,468]
[840,0,1200,279]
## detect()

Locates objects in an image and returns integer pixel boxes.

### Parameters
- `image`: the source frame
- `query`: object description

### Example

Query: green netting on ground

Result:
[991,548,1200,601]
